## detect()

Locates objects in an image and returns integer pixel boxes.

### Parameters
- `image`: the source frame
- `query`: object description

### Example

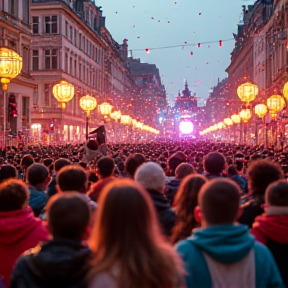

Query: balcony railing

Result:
[32,107,63,114]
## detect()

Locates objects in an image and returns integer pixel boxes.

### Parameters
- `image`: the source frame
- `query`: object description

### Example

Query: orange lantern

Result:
[79,95,97,116]
[231,114,241,124]
[266,95,285,114]
[237,82,258,103]
[283,82,288,104]
[110,110,122,121]
[254,104,268,118]
[223,118,233,126]
[99,102,113,118]
[52,80,75,108]
[239,109,251,123]
[120,115,132,125]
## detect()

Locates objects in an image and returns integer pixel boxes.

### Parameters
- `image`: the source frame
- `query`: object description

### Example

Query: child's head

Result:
[265,181,288,207]
[197,178,241,227]
[0,179,29,211]
[47,193,90,241]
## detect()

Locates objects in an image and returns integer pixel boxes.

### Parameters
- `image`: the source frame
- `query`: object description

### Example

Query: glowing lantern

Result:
[120,115,132,125]
[223,118,233,126]
[283,82,288,103]
[99,102,113,118]
[239,109,251,123]
[79,95,97,117]
[110,110,122,121]
[131,119,138,127]
[237,82,258,103]
[0,47,22,92]
[270,111,278,120]
[231,114,241,124]
[254,104,268,118]
[52,80,74,108]
[266,95,285,114]
[217,122,225,129]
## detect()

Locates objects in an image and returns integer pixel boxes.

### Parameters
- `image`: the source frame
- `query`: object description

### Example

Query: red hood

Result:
[0,207,45,245]
[253,215,288,244]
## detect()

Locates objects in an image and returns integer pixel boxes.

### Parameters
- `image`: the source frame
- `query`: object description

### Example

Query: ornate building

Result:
[0,0,35,143]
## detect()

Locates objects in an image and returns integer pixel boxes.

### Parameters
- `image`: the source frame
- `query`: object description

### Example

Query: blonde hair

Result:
[88,179,184,288]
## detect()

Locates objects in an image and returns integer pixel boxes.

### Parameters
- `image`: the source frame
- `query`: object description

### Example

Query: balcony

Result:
[31,106,63,120]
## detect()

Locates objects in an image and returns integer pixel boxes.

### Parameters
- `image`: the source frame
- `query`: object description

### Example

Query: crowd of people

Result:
[0,139,288,288]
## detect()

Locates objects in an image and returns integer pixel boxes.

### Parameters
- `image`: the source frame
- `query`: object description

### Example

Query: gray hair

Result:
[135,162,165,193]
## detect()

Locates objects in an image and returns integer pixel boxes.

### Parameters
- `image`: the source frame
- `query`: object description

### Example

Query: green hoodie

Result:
[177,225,284,288]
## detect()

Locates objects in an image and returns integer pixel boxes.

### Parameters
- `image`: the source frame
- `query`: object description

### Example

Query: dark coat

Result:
[165,179,180,206]
[9,239,92,288]
[47,175,57,198]
[238,196,265,228]
[147,189,176,237]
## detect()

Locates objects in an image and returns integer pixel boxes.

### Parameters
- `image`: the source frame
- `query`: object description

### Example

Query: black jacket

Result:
[238,196,264,228]
[9,239,92,288]
[165,179,180,206]
[147,189,176,237]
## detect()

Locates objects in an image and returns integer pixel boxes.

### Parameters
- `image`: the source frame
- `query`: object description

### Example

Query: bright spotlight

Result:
[179,120,194,134]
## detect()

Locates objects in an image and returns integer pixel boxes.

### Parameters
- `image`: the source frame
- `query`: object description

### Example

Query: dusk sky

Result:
[98,0,256,104]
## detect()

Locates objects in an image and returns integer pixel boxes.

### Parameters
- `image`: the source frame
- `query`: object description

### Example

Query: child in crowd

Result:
[10,193,92,288]
[251,180,288,287]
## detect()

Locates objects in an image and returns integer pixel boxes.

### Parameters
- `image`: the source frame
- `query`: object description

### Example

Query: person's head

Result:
[135,162,165,193]
[89,179,183,288]
[247,160,284,196]
[27,163,50,191]
[167,151,187,176]
[196,178,241,227]
[134,153,146,165]
[54,158,71,172]
[235,160,244,172]
[20,154,34,170]
[265,181,288,207]
[125,155,139,178]
[96,157,115,179]
[43,158,53,171]
[57,165,88,194]
[171,174,207,244]
[227,165,237,177]
[203,152,226,175]
[175,163,195,180]
[0,179,29,211]
[46,192,90,241]
[0,164,17,182]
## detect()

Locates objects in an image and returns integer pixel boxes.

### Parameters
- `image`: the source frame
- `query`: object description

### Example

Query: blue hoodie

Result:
[177,225,284,288]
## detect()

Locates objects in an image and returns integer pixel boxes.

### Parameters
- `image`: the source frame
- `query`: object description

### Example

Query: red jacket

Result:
[0,207,49,286]
[88,177,114,202]
[251,214,288,244]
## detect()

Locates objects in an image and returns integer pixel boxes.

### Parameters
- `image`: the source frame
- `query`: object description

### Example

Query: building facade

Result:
[30,0,106,143]
[0,0,35,145]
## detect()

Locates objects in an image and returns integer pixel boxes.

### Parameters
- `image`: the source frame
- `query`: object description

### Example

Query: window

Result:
[69,57,72,74]
[64,53,68,72]
[45,49,58,69]
[22,0,29,23]
[44,84,50,107]
[22,47,29,73]
[32,50,39,70]
[32,17,39,34]
[65,21,68,36]
[74,59,77,77]
[45,16,58,34]
[70,26,73,41]
[79,63,82,80]
[8,0,17,16]
[74,28,77,45]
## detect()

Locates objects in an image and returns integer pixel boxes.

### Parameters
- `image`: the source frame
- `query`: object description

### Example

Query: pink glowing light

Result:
[179,121,194,134]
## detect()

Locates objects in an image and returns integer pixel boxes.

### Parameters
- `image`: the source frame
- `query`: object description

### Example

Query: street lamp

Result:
[254,104,268,146]
[267,95,286,147]
[0,48,22,147]
[79,95,97,140]
[239,109,251,145]
[99,102,113,118]
[52,80,75,108]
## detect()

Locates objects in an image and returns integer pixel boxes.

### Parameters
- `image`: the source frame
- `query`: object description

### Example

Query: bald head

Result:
[199,178,241,226]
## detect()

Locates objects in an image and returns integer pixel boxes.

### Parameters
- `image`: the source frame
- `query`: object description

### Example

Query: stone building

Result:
[30,0,106,142]
[0,0,35,143]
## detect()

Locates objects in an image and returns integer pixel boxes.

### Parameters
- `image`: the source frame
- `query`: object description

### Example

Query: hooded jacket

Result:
[10,239,92,288]
[0,208,49,287]
[251,209,288,287]
[177,225,283,288]
[28,187,48,217]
